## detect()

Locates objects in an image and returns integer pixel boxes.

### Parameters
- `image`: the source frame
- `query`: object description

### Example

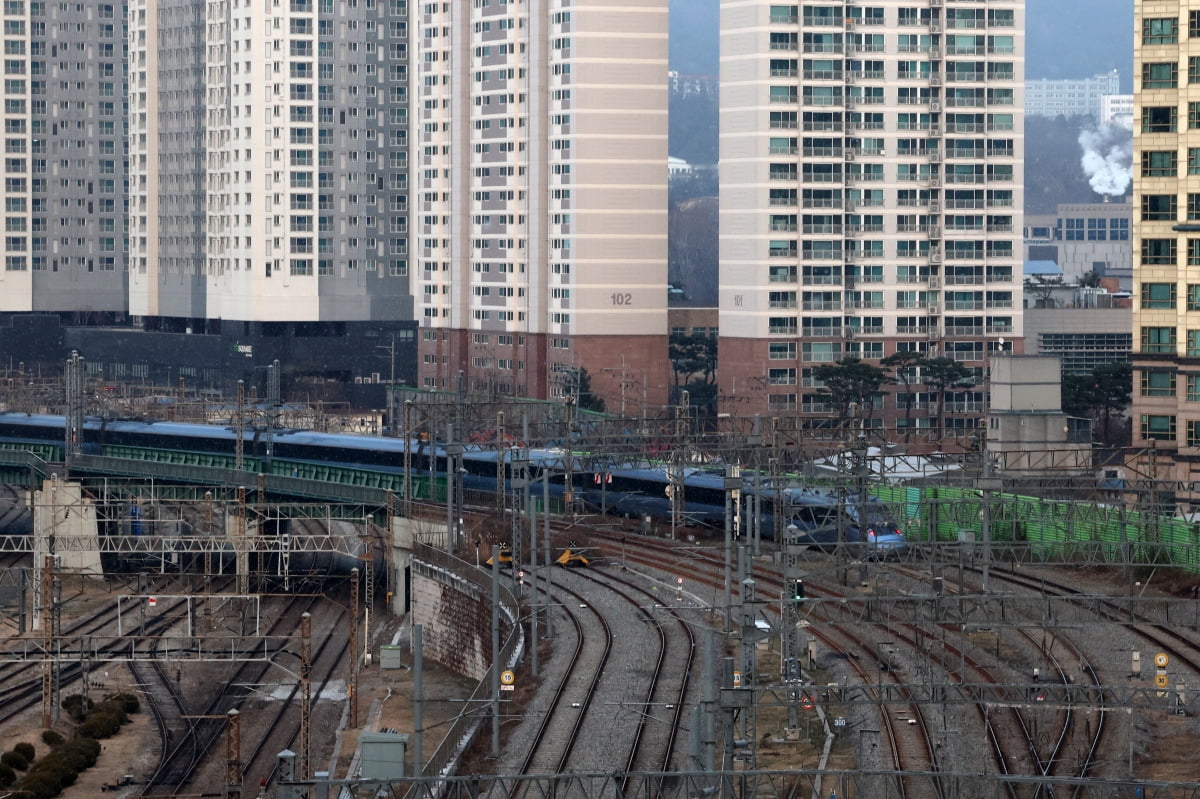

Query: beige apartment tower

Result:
[719,0,1025,437]
[1131,1,1200,505]
[413,1,671,409]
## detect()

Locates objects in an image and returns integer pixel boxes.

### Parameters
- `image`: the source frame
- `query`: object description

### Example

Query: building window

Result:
[1142,282,1177,308]
[1142,238,1177,265]
[1141,369,1176,397]
[1144,17,1179,45]
[1192,240,1200,266]
[1143,106,1177,132]
[1189,375,1200,402]
[1191,57,1200,83]
[1142,326,1177,353]
[1189,420,1200,447]
[1191,331,1200,357]
[1142,150,1177,177]
[1141,415,1176,442]
[1144,62,1178,88]
[1142,194,1177,220]
[1192,10,1200,37]
[1191,103,1200,129]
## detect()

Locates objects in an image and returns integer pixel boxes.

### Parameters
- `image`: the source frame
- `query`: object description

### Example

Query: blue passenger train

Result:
[0,412,901,549]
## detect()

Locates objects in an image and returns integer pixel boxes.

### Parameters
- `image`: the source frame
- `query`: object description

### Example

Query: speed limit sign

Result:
[800,695,815,710]
[1155,653,1169,668]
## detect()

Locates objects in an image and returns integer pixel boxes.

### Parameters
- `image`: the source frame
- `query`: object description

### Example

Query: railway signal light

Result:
[791,579,805,603]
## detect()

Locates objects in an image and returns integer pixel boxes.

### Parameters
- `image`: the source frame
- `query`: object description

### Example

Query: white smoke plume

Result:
[1078,121,1133,197]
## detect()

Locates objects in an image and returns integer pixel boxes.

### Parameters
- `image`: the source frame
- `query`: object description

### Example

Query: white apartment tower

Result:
[128,0,412,328]
[414,1,671,407]
[720,0,1024,433]
[0,0,128,316]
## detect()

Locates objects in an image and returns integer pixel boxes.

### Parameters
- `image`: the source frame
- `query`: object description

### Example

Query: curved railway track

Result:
[516,579,611,779]
[0,594,195,728]
[577,565,697,787]
[582,527,1118,787]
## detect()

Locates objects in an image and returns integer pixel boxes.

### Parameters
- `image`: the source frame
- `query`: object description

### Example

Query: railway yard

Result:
[0,383,1198,796]
[2,482,1200,798]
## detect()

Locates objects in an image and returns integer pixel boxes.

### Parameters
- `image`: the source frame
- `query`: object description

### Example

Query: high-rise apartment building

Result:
[1131,2,1200,498]
[413,1,671,408]
[719,0,1024,435]
[0,0,128,316]
[127,0,412,328]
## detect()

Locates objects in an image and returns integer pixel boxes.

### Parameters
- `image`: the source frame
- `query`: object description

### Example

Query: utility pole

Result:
[264,359,280,469]
[349,567,360,727]
[299,612,312,779]
[235,380,246,472]
[63,351,85,479]
[225,709,241,799]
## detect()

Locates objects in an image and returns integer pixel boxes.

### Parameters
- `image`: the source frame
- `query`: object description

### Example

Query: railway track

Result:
[516,579,611,779]
[576,565,697,786]
[581,527,1120,788]
[0,594,195,728]
[136,593,323,797]
[243,603,350,791]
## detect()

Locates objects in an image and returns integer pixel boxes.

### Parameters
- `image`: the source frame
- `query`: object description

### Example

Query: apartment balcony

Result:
[803,274,843,286]
[802,325,844,337]
[802,146,844,157]
[801,298,840,311]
